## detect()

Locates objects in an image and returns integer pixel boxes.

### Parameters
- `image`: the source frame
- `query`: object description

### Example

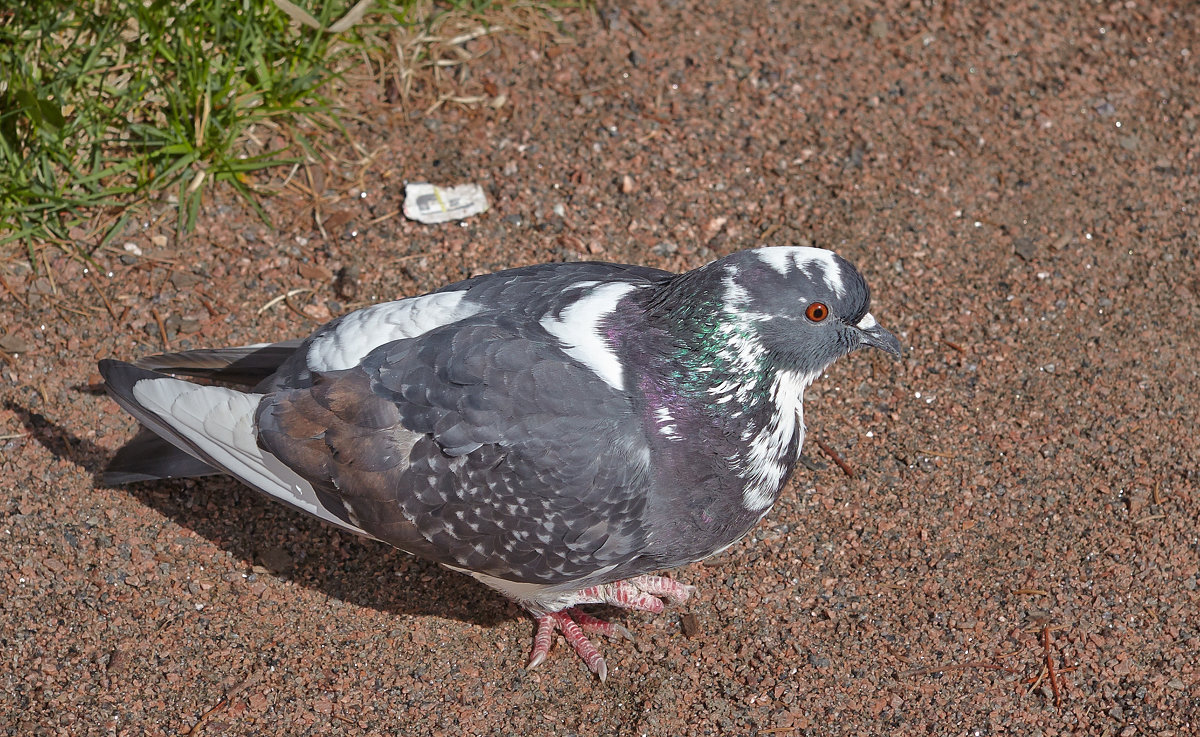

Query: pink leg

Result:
[524,575,695,679]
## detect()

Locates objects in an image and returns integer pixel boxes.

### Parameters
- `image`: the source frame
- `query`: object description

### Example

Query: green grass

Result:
[0,0,418,259]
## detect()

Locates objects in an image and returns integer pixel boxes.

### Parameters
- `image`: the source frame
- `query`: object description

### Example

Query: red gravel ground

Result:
[3,1,1199,735]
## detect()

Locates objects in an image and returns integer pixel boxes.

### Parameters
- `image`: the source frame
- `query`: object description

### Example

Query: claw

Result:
[573,610,635,642]
[526,611,609,679]
[526,614,556,671]
[526,649,547,671]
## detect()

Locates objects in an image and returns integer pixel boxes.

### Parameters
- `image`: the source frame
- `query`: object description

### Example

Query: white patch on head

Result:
[540,282,638,391]
[307,290,481,372]
[740,369,820,511]
[722,269,772,322]
[129,377,368,536]
[754,247,848,298]
[856,312,877,330]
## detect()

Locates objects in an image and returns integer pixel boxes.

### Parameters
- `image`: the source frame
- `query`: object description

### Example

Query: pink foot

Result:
[624,575,696,606]
[527,610,611,680]
[524,575,696,680]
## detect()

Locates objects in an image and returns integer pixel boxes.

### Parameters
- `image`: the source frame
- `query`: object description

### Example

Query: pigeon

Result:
[99,246,900,680]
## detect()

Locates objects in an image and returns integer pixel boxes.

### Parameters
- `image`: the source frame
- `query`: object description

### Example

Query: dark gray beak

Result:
[855,313,902,357]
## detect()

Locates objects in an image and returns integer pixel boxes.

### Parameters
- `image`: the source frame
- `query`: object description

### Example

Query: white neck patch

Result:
[705,272,771,405]
[739,369,819,511]
[754,247,848,298]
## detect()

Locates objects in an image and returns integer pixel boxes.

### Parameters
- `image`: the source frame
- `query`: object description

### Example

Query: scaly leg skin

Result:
[525,575,697,681]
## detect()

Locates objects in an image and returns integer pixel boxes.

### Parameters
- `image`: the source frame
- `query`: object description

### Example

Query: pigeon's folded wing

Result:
[255,315,655,585]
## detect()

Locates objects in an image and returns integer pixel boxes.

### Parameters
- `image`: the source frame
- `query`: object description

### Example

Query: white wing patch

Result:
[540,282,638,391]
[130,377,368,536]
[754,247,847,298]
[307,290,481,372]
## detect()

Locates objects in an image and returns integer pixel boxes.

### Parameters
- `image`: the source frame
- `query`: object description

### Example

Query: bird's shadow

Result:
[8,395,520,630]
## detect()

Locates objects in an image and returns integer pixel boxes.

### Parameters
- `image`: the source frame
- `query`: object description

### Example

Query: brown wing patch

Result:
[255,369,441,558]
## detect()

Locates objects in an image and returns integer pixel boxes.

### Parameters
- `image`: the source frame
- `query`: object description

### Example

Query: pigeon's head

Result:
[714,247,902,375]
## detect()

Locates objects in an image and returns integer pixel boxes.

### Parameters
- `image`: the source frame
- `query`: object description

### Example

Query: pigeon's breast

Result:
[628,368,812,569]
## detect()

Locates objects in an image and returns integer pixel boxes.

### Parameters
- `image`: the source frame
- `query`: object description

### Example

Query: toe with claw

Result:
[524,575,695,680]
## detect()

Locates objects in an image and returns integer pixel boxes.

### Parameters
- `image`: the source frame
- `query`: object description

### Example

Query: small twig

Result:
[50,302,77,326]
[305,163,328,241]
[258,288,312,315]
[0,272,29,309]
[1022,666,1076,683]
[1042,625,1062,709]
[283,290,322,323]
[902,661,1018,677]
[195,294,220,318]
[388,252,432,264]
[87,271,119,320]
[814,438,855,479]
[1134,514,1167,525]
[367,209,401,226]
[917,448,956,459]
[151,308,170,350]
[180,669,264,735]
[626,13,650,37]
[1152,480,1162,505]
[53,300,93,318]
[941,339,966,353]
[759,222,781,241]
[41,251,58,295]
[194,286,229,313]
[1025,664,1047,694]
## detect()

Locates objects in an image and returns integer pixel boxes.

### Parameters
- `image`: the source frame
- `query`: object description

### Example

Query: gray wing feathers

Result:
[256,317,654,584]
[105,263,668,584]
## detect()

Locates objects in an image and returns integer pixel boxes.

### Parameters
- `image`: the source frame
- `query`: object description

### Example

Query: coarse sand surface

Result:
[2,1,1198,734]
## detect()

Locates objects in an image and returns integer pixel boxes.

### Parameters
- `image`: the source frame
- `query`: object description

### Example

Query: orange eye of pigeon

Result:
[805,302,829,322]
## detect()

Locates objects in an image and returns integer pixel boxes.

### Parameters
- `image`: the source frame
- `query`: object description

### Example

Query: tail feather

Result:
[134,340,303,387]
[98,359,368,537]
[103,427,220,484]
